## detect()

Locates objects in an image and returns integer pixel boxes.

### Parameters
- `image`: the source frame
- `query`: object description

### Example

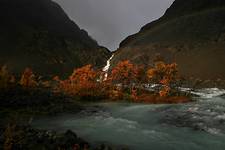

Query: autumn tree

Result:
[0,65,10,89]
[147,61,179,97]
[70,64,97,94]
[109,60,140,87]
[0,65,15,89]
[107,60,145,100]
[19,68,37,88]
[58,65,105,98]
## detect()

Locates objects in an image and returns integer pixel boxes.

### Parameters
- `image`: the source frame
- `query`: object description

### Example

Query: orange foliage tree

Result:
[109,60,140,87]
[108,60,144,100]
[0,65,10,88]
[0,65,15,88]
[147,61,179,97]
[58,65,105,97]
[19,68,37,88]
[69,64,97,95]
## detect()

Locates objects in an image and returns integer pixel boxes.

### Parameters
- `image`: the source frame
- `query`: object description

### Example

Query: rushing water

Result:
[102,54,114,81]
[32,88,225,150]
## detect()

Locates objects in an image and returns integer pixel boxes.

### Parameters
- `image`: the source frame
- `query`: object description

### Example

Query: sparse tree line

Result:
[0,57,190,103]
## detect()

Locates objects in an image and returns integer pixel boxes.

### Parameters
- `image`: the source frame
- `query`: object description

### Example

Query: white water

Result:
[180,87,225,99]
[32,88,225,150]
[102,54,114,81]
[146,85,225,98]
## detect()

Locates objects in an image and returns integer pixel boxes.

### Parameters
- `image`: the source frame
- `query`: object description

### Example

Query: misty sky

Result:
[53,0,174,50]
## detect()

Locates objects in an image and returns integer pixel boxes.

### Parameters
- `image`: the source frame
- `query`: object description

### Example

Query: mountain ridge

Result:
[113,0,225,81]
[0,0,111,77]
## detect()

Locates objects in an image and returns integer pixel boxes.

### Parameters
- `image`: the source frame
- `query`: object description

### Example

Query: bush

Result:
[0,65,15,89]
[19,68,38,88]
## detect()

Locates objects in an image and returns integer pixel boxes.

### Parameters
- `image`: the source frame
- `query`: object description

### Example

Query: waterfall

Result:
[102,54,114,81]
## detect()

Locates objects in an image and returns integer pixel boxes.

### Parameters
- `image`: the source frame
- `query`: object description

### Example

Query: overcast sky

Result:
[53,0,174,51]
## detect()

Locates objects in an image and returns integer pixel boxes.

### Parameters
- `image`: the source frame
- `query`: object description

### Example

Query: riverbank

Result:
[0,124,89,150]
[0,124,126,150]
[31,97,225,150]
[0,86,84,122]
[0,85,192,124]
[0,86,131,150]
[1,85,224,149]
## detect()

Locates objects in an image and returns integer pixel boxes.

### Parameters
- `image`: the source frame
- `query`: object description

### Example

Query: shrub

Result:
[147,61,180,97]
[3,123,25,150]
[0,65,15,89]
[109,60,140,87]
[55,65,109,100]
[19,68,37,88]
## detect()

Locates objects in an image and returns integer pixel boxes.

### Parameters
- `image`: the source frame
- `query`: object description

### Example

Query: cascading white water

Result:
[102,54,114,81]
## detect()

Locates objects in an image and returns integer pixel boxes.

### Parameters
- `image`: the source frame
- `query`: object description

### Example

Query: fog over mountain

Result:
[53,0,174,50]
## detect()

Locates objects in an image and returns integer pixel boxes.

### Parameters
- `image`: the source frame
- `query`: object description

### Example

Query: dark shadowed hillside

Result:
[113,0,225,81]
[0,0,110,77]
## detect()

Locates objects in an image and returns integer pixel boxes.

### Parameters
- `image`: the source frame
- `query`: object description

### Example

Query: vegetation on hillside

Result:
[0,54,190,104]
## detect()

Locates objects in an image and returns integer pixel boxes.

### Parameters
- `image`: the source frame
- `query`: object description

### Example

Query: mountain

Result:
[0,0,111,77]
[112,0,225,81]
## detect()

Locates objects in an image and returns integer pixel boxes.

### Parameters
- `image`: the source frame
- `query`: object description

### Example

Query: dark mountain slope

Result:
[113,0,225,80]
[0,0,110,77]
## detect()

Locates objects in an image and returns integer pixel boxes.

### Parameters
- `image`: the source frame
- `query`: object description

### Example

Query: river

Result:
[32,88,225,150]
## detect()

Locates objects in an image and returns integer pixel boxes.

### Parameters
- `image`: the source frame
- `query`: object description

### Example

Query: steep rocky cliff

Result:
[0,0,111,77]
